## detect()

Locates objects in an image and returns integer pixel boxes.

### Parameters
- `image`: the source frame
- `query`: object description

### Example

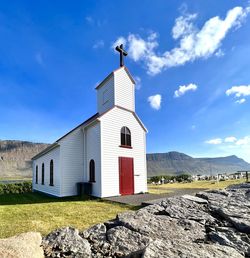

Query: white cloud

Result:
[172,14,197,39]
[226,85,250,97]
[134,76,142,90]
[174,83,198,98]
[205,138,223,144]
[215,49,225,57]
[204,135,250,162]
[112,6,250,75]
[236,136,250,145]
[226,85,250,103]
[235,98,246,104]
[93,40,104,49]
[224,136,237,143]
[148,94,162,110]
[111,37,127,51]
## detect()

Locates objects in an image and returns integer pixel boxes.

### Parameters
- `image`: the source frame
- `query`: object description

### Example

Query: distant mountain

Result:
[1,140,250,179]
[147,151,250,176]
[0,140,49,179]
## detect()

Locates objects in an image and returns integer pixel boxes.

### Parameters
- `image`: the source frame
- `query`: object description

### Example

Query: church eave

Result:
[31,143,59,160]
[32,113,99,160]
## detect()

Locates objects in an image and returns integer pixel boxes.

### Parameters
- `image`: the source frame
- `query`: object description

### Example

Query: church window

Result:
[89,159,95,182]
[35,165,38,184]
[50,160,54,186]
[121,126,131,147]
[42,163,45,185]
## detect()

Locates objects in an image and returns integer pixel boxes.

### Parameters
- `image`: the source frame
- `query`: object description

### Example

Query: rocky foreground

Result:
[1,183,250,258]
[41,183,250,257]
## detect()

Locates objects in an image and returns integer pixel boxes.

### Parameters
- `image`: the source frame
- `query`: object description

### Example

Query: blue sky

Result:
[1,0,250,161]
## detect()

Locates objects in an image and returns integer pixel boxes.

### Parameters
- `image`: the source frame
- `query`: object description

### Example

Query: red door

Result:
[119,157,134,195]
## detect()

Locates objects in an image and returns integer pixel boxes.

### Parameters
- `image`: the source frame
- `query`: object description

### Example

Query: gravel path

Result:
[104,188,207,206]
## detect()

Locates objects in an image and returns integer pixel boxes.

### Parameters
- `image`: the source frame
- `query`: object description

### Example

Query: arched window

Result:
[50,160,54,186]
[121,126,131,147]
[35,165,38,184]
[89,159,95,182]
[41,163,45,185]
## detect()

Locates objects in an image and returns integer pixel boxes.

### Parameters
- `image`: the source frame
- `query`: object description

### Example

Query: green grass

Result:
[0,192,135,238]
[148,188,173,194]
[0,177,32,181]
[148,178,245,191]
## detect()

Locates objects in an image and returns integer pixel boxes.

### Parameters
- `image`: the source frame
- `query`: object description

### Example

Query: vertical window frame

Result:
[89,159,95,183]
[35,165,38,184]
[41,163,45,185]
[49,160,54,186]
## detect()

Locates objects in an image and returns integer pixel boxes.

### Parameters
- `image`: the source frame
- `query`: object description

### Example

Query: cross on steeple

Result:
[115,44,128,67]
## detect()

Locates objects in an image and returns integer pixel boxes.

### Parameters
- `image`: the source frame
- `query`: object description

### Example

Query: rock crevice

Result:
[42,184,250,257]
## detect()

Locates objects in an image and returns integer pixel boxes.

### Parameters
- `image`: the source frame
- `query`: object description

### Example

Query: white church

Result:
[32,45,148,198]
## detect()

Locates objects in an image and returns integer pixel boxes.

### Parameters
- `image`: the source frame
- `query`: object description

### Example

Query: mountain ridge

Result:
[147,151,250,176]
[0,140,249,178]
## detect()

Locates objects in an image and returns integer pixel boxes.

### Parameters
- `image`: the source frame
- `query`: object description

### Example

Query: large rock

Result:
[42,227,91,257]
[107,226,150,256]
[196,187,250,233]
[41,183,250,257]
[142,239,244,258]
[209,226,250,256]
[0,232,44,258]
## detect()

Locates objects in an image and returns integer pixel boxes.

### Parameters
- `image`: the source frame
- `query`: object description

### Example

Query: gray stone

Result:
[142,239,244,258]
[209,226,250,256]
[42,227,91,257]
[117,209,206,243]
[196,189,250,233]
[0,232,44,258]
[107,226,150,256]
[41,184,250,257]
[182,194,209,204]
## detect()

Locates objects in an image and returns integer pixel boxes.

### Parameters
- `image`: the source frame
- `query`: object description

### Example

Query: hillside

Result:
[1,140,250,179]
[147,151,250,176]
[0,140,49,179]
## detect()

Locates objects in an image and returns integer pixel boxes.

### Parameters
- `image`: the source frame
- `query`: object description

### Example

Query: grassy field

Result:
[0,192,135,238]
[148,178,245,193]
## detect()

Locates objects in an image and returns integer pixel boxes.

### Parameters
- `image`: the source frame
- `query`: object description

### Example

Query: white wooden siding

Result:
[59,128,84,197]
[114,68,135,112]
[85,122,101,197]
[32,147,61,196]
[97,76,114,114]
[100,107,147,197]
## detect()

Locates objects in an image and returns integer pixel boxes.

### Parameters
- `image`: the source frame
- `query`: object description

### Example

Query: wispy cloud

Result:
[235,98,246,104]
[93,40,104,49]
[205,138,222,145]
[204,135,250,162]
[148,94,162,110]
[134,76,142,90]
[174,83,198,98]
[35,52,44,66]
[85,16,106,27]
[226,85,250,103]
[224,136,237,143]
[112,6,250,75]
[235,136,250,145]
[111,37,126,50]
[206,135,250,146]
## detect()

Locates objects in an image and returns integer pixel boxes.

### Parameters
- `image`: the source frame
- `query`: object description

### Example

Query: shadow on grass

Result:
[0,192,98,205]
[0,192,141,210]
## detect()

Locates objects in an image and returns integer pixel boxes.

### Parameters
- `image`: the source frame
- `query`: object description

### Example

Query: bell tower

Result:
[96,45,135,115]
